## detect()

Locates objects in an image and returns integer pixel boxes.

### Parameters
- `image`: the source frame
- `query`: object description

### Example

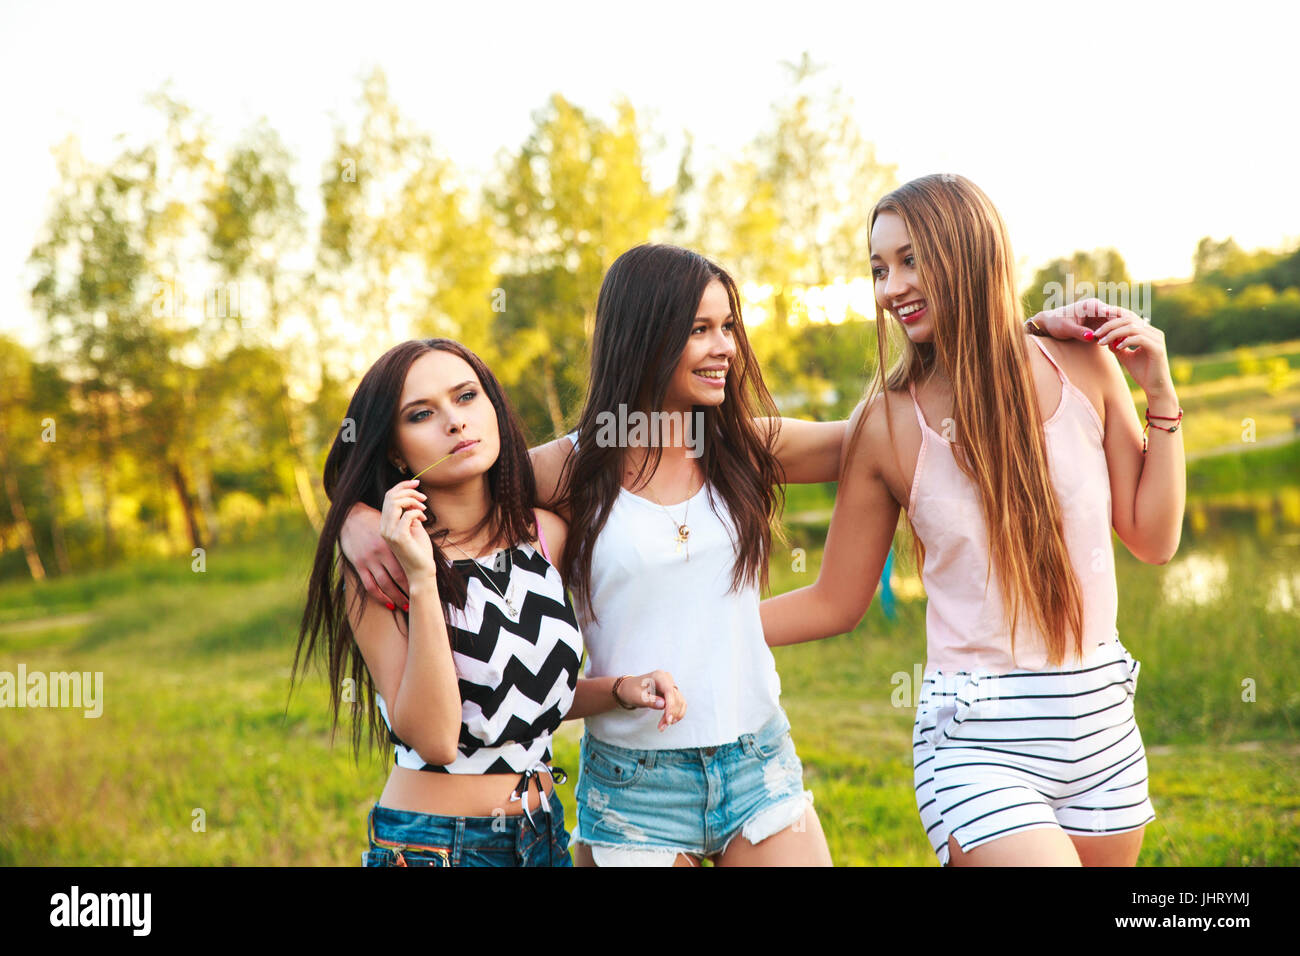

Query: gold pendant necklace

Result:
[646,474,700,560]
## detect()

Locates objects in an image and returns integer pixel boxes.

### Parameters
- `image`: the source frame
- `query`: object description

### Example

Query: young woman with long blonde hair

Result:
[761,174,1185,866]
[338,243,1103,866]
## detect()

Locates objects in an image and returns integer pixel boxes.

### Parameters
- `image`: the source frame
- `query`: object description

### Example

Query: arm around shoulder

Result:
[530,437,576,518]
[760,397,900,645]
[756,416,849,485]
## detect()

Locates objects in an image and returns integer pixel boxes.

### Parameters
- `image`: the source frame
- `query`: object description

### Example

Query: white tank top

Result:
[566,432,782,749]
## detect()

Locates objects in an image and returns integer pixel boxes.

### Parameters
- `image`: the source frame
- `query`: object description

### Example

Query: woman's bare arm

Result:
[530,436,576,518]
[531,505,686,728]
[345,568,462,766]
[757,417,849,485]
[1052,319,1185,563]
[751,300,1116,488]
[760,398,900,646]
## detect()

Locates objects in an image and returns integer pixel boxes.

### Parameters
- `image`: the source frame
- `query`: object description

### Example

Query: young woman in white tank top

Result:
[339,244,1102,866]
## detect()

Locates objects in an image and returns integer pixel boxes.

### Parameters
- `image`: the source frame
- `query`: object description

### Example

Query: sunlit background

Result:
[0,0,1296,866]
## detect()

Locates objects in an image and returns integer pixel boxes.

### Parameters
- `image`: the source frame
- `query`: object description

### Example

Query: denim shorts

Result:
[574,708,815,865]
[363,798,573,867]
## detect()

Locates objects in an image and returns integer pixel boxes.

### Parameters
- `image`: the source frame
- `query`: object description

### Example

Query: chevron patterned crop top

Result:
[374,511,583,775]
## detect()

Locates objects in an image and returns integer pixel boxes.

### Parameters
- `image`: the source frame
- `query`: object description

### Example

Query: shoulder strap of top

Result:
[906,381,930,433]
[565,430,578,450]
[533,508,552,565]
[1028,335,1070,386]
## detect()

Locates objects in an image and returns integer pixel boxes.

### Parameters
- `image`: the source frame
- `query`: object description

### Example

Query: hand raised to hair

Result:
[378,479,436,584]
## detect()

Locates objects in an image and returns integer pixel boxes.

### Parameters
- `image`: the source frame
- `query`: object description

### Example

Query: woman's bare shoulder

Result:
[845,390,913,463]
[530,435,577,511]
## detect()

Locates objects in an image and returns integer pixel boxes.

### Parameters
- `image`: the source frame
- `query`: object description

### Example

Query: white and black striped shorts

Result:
[912,638,1156,865]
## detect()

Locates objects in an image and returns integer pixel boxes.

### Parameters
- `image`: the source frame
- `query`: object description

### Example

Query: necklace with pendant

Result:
[446,538,520,617]
[645,473,701,561]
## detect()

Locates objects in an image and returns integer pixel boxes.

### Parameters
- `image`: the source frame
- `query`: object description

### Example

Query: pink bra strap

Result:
[1028,335,1069,385]
[533,509,553,564]
[906,381,931,433]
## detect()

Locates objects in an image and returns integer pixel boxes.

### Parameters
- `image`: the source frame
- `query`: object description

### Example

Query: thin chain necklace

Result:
[644,470,702,561]
[444,536,520,617]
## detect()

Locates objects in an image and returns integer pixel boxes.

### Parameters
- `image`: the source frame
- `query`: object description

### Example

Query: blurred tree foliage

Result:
[691,52,898,422]
[1022,248,1133,318]
[6,61,1299,580]
[489,93,672,434]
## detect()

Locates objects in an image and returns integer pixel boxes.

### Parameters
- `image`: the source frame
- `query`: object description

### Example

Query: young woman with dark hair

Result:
[292,338,682,867]
[341,248,838,865]
[338,246,1102,866]
[760,175,1184,866]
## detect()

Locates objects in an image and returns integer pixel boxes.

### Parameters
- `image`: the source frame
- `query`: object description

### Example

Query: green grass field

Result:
[2,342,1296,866]
[1,497,1295,866]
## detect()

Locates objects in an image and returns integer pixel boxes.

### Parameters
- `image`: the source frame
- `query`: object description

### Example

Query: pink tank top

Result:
[906,337,1118,674]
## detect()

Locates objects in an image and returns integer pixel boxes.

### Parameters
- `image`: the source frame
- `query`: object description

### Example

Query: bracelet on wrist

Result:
[611,675,638,710]
[1142,406,1183,453]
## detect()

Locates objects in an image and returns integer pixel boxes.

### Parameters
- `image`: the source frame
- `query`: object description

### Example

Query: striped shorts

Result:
[912,638,1156,865]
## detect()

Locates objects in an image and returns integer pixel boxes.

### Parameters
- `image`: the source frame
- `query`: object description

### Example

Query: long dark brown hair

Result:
[289,338,539,761]
[557,244,787,622]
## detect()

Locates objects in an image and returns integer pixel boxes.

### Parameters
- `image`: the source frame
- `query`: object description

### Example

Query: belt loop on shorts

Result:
[453,817,466,865]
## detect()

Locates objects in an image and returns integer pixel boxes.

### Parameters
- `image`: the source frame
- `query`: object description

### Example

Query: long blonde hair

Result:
[852,174,1084,667]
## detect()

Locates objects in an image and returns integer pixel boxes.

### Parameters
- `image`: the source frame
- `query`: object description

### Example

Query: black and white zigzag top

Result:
[374,519,583,775]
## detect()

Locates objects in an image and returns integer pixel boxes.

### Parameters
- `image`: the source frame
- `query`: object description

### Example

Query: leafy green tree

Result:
[690,53,896,416]
[206,117,325,531]
[1022,248,1133,317]
[0,338,49,579]
[695,53,898,325]
[28,95,216,557]
[490,94,673,433]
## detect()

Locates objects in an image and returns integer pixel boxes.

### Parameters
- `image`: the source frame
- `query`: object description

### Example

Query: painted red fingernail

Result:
[1083,330,1094,341]
[403,604,409,612]
[385,602,395,611]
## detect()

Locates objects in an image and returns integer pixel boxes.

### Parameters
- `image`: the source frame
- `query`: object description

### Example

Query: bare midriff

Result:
[377,765,556,817]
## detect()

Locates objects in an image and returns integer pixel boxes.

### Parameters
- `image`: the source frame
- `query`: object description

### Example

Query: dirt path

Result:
[0,612,96,636]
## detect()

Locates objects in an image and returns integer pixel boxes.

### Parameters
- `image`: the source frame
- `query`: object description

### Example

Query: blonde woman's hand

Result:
[1031,297,1125,341]
[379,479,436,585]
[1091,308,1177,401]
[616,670,687,731]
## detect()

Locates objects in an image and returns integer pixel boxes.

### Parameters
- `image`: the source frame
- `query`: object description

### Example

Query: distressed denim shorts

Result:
[574,708,815,865]
[362,798,573,867]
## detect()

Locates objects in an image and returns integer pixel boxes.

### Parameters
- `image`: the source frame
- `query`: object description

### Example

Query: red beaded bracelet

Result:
[1142,406,1183,453]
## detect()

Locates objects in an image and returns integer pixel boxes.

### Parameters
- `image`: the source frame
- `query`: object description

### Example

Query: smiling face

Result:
[870,211,933,344]
[663,278,737,414]
[389,349,500,487]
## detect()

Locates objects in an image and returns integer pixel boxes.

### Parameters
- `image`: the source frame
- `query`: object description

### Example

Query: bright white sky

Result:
[3,0,1297,346]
